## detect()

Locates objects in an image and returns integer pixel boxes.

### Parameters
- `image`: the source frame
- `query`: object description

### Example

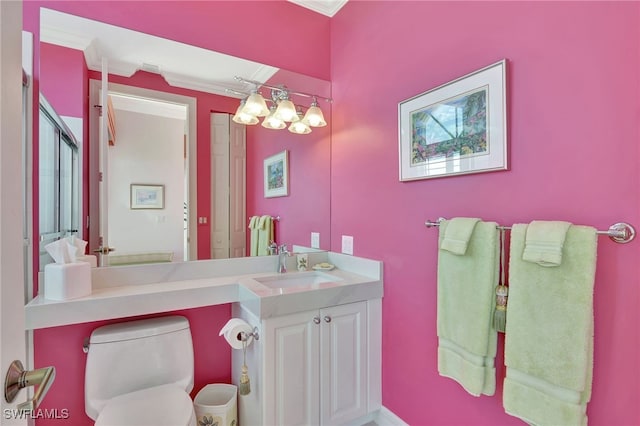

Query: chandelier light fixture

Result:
[230,76,332,135]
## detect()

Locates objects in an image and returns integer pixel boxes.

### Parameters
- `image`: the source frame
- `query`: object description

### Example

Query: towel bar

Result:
[424,218,635,244]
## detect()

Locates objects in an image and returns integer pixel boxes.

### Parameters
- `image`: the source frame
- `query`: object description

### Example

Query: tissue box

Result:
[76,254,97,268]
[44,262,92,301]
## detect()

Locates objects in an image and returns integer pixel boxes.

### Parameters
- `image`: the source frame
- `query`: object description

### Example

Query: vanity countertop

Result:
[25,252,383,329]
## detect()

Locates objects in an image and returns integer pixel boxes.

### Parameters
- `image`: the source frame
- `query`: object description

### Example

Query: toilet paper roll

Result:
[219,318,253,350]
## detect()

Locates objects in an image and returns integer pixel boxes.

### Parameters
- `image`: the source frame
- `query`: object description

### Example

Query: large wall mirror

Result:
[37,7,332,268]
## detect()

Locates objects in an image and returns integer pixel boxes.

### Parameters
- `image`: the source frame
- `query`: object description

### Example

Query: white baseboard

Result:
[376,406,408,426]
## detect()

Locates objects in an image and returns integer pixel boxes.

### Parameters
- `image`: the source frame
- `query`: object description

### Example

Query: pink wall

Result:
[330,1,639,425]
[39,42,84,117]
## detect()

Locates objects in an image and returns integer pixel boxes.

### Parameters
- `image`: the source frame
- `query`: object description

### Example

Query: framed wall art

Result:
[264,150,289,198]
[398,59,508,181]
[130,184,164,209]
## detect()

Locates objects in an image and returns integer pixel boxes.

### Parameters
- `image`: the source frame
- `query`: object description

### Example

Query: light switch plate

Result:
[341,235,354,255]
[311,232,320,249]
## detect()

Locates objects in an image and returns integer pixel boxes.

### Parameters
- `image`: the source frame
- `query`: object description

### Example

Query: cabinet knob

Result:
[313,316,321,324]
[324,316,331,323]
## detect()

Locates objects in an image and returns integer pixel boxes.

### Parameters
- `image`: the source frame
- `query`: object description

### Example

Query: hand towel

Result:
[437,219,499,396]
[522,220,571,267]
[503,223,597,426]
[248,216,259,256]
[440,217,481,255]
[257,215,274,256]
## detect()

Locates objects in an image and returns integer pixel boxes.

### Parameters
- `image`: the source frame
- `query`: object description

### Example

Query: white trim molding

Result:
[376,406,409,426]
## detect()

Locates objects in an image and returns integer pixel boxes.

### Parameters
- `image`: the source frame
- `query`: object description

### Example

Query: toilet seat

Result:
[95,384,195,426]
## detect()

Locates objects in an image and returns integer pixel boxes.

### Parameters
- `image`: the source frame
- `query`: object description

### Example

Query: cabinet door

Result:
[264,310,320,426]
[320,301,368,425]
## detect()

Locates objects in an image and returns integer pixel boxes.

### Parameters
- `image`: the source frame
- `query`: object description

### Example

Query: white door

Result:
[210,113,246,259]
[2,2,50,421]
[229,119,246,258]
[96,58,112,264]
[210,113,230,259]
[264,310,320,426]
[320,302,368,425]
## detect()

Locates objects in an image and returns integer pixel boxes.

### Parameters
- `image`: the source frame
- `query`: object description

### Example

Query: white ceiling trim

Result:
[287,0,348,17]
[110,93,187,121]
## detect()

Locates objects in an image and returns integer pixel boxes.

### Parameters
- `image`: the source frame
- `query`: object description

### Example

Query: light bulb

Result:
[274,99,299,122]
[262,106,286,129]
[302,104,327,127]
[243,91,269,117]
[288,112,311,134]
[232,99,259,125]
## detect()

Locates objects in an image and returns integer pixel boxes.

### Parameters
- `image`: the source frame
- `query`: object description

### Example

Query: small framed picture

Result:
[130,184,164,209]
[399,59,508,181]
[264,150,289,198]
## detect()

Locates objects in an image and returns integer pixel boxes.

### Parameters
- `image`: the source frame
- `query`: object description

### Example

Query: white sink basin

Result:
[255,271,340,289]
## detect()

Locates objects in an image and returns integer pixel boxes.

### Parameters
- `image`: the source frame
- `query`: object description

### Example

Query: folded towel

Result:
[249,216,260,256]
[437,219,499,396]
[248,216,258,229]
[504,223,597,426]
[440,217,481,255]
[258,215,268,229]
[257,215,274,256]
[522,220,571,267]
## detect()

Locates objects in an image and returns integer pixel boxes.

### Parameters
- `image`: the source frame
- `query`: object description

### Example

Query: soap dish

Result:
[312,263,335,271]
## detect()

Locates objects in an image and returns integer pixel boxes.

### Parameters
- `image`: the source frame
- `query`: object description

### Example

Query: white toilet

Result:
[84,316,197,426]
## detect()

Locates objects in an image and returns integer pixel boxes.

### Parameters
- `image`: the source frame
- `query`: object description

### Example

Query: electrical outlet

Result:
[341,235,354,255]
[311,232,320,249]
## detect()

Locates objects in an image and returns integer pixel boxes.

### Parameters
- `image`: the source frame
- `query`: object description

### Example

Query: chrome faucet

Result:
[277,244,290,273]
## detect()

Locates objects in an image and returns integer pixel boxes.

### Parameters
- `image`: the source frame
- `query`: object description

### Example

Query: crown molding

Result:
[287,0,348,17]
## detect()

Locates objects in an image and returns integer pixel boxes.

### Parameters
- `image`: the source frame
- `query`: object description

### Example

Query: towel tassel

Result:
[493,285,508,332]
[493,228,508,333]
[239,337,251,395]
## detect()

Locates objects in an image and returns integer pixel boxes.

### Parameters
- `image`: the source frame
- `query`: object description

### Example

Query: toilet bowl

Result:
[95,384,195,426]
[84,316,196,425]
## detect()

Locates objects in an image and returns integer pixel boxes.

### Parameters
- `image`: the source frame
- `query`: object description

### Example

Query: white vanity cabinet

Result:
[233,298,382,426]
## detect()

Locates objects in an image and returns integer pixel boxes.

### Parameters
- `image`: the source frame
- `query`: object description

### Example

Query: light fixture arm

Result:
[235,76,332,103]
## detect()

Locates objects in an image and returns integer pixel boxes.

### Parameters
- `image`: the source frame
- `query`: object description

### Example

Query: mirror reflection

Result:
[38,8,331,268]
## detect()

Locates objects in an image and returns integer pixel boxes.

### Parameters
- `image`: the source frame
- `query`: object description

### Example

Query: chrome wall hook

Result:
[240,326,260,342]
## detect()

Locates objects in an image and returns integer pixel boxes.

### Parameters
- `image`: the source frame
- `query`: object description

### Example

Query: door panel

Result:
[320,302,368,425]
[264,311,320,426]
[2,1,29,421]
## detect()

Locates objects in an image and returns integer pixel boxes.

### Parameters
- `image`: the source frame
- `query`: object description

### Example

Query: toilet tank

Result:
[85,316,194,420]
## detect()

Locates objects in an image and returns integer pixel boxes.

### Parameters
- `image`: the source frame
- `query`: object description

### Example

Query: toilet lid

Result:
[96,384,194,426]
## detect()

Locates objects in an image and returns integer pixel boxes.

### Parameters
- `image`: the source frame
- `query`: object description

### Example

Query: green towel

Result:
[257,215,274,256]
[248,216,259,256]
[522,220,572,267]
[504,223,597,426]
[440,217,481,255]
[437,219,499,396]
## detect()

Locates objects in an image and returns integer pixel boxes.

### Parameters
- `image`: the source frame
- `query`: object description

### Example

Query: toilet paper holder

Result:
[239,327,260,342]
